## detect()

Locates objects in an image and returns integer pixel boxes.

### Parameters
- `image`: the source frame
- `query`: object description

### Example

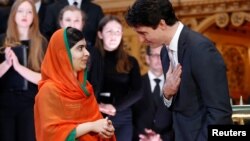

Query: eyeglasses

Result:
[149,54,160,59]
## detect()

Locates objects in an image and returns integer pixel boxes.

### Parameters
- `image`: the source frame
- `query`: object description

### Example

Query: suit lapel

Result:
[177,26,189,65]
[160,27,189,107]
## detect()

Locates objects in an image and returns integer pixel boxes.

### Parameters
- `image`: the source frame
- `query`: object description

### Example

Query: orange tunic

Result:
[34,29,116,141]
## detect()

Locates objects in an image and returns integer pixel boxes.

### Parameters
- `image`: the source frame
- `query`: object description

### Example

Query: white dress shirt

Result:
[68,0,82,8]
[163,21,184,107]
[35,0,41,13]
[148,70,164,95]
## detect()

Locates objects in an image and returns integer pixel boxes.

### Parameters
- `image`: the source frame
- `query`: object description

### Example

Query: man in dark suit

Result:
[132,46,173,141]
[35,0,49,33]
[0,0,13,34]
[125,0,233,141]
[0,6,10,34]
[41,0,104,46]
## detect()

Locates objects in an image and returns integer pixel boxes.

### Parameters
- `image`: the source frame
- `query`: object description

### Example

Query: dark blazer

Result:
[41,0,104,45]
[160,26,233,141]
[0,6,11,34]
[38,3,47,32]
[89,48,142,111]
[132,74,174,141]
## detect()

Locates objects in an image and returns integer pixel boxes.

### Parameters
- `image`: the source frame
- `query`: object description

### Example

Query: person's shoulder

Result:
[46,0,66,9]
[83,0,103,11]
[183,26,212,43]
[128,55,139,63]
[39,81,61,95]
[141,73,149,79]
[37,81,61,103]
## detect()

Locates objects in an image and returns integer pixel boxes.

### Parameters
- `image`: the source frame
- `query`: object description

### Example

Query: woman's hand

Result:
[99,103,116,116]
[10,48,21,70]
[4,47,12,66]
[92,118,115,139]
[0,47,13,77]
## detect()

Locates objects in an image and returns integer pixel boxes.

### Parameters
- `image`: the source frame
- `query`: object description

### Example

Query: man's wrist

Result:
[162,89,172,100]
[163,93,172,100]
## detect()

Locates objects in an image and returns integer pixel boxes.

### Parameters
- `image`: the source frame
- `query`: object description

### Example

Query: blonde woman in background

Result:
[0,0,47,141]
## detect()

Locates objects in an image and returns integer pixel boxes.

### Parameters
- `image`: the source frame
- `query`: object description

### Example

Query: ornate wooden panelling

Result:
[94,0,250,103]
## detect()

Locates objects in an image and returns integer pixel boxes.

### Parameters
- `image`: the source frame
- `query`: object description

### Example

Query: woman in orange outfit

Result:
[34,27,116,141]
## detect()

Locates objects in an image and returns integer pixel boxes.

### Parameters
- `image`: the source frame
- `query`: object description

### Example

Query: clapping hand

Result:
[9,48,21,70]
[4,47,12,66]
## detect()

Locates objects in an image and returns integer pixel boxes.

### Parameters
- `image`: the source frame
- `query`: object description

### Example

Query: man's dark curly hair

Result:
[125,0,178,29]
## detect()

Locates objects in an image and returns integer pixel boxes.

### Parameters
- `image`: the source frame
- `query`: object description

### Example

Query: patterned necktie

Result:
[168,49,176,70]
[153,78,161,97]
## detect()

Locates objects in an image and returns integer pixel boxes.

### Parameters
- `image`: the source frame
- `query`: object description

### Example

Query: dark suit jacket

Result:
[41,0,104,46]
[132,73,174,141]
[38,3,47,32]
[0,6,11,34]
[160,26,233,141]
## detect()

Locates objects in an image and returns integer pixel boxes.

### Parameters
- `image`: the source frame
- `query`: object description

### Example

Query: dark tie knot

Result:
[154,78,161,84]
[73,1,78,7]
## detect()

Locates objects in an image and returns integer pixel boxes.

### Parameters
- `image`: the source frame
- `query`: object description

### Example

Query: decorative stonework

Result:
[215,13,230,28]
[231,12,245,27]
[172,0,250,18]
[220,44,249,104]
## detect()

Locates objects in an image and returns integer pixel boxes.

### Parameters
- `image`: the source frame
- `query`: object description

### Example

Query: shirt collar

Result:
[68,0,82,8]
[148,70,164,82]
[169,22,184,52]
[35,1,41,13]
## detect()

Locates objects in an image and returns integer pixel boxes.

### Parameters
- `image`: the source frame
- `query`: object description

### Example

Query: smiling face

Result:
[134,26,165,48]
[15,1,34,28]
[98,20,123,51]
[60,10,84,31]
[70,39,89,73]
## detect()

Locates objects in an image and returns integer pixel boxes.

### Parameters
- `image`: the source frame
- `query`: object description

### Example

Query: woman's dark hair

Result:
[66,27,85,48]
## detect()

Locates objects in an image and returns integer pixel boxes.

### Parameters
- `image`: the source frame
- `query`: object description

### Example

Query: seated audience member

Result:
[0,0,13,34]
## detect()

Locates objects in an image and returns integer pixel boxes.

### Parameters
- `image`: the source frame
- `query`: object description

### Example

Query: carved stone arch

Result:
[195,13,230,33]
[195,12,250,33]
[181,18,198,29]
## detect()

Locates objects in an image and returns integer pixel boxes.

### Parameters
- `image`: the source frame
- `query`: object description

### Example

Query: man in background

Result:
[132,46,173,141]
